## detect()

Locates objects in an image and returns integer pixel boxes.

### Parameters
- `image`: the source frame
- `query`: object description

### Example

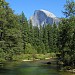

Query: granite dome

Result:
[30,10,60,26]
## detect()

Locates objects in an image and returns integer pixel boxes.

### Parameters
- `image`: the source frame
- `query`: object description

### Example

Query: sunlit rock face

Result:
[30,9,60,26]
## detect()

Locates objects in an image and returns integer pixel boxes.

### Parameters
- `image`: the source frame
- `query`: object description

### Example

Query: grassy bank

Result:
[12,53,56,61]
[0,53,56,68]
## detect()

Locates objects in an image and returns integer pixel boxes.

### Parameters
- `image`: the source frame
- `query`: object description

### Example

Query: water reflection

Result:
[0,61,74,75]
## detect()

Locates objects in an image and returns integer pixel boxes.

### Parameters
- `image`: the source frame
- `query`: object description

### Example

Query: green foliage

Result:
[20,12,29,54]
[25,43,37,54]
[28,20,34,44]
[57,17,75,68]
[0,0,23,61]
[1,1,75,70]
[0,48,5,61]
[57,0,75,68]
[63,0,75,17]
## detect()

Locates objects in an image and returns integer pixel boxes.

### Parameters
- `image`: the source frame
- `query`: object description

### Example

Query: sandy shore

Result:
[66,69,75,73]
[22,59,41,61]
[22,58,51,62]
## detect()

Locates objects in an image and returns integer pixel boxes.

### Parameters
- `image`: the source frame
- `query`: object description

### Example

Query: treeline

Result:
[0,0,58,61]
[0,0,75,69]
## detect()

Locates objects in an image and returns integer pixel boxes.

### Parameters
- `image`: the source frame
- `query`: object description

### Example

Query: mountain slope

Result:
[30,10,60,26]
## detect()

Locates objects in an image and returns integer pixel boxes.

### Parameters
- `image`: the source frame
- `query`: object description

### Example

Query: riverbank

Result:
[0,53,56,69]
[12,53,56,61]
[66,69,75,73]
[0,56,75,75]
[22,57,51,62]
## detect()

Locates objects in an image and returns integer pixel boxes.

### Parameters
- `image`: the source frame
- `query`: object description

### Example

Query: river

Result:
[0,59,75,75]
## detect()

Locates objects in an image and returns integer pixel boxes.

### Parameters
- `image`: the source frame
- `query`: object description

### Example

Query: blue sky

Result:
[6,0,66,19]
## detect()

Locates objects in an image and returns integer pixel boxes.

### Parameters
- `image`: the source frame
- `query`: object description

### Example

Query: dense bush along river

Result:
[0,59,75,75]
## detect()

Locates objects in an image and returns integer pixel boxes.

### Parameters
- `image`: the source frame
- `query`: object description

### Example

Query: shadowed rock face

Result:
[30,10,60,26]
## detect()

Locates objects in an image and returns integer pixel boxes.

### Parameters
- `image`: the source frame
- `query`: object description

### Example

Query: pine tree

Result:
[63,0,75,17]
[28,20,34,45]
[46,24,53,52]
[42,25,49,53]
[39,25,45,53]
[20,11,29,54]
[52,23,58,52]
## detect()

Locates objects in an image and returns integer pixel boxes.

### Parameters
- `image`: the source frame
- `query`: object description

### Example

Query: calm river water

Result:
[0,60,75,75]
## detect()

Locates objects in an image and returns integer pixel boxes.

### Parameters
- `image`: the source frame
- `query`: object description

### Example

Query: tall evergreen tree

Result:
[20,11,29,54]
[52,23,58,52]
[43,25,49,53]
[28,20,34,45]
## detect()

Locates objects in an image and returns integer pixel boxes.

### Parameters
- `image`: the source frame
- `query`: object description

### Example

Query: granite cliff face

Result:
[30,10,60,26]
